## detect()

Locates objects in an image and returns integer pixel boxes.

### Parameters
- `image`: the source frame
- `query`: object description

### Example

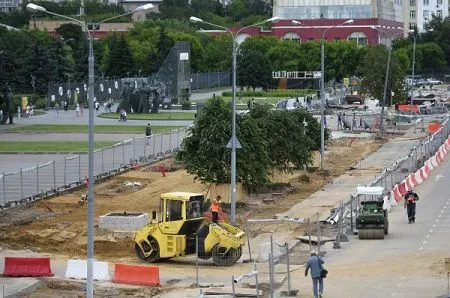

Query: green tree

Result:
[249,104,318,173]
[104,33,134,77]
[176,96,270,189]
[237,49,273,90]
[358,45,406,105]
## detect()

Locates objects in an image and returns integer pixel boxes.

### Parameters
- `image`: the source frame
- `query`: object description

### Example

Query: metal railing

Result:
[0,127,189,208]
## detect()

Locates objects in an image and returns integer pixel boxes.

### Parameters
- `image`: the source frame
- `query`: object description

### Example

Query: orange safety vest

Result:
[211,200,220,212]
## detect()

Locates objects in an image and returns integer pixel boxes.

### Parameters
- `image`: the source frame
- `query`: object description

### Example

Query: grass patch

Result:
[99,112,196,120]
[5,125,181,134]
[0,141,115,152]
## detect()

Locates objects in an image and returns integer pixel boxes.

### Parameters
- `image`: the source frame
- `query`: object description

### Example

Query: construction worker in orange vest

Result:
[404,189,419,224]
[210,195,221,224]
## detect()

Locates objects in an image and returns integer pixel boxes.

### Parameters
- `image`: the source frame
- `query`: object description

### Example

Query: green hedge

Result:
[221,89,316,98]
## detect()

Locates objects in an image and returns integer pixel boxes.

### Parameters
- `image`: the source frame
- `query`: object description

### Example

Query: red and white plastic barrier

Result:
[392,132,450,202]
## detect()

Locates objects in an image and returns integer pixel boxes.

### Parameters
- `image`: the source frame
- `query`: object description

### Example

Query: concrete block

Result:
[99,212,149,231]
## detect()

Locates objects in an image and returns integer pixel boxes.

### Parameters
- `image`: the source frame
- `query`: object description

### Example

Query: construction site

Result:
[0,135,388,297]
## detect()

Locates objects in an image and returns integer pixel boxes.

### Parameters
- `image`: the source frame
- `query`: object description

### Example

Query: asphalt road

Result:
[282,151,450,298]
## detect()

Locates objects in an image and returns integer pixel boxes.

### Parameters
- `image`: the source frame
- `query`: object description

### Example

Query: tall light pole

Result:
[27,4,154,298]
[410,29,417,105]
[190,16,279,225]
[319,20,353,170]
[370,26,404,133]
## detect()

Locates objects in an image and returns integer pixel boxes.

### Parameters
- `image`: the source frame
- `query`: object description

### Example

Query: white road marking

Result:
[419,246,423,250]
[426,234,430,238]
[438,215,442,218]
[429,229,433,233]
[433,224,437,227]
[423,240,427,244]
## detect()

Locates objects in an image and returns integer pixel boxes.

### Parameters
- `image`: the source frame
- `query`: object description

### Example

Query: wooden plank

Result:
[296,235,334,245]
[203,287,262,297]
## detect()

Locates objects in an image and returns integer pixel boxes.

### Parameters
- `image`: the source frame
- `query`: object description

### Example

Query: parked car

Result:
[427,78,443,85]
[415,78,428,87]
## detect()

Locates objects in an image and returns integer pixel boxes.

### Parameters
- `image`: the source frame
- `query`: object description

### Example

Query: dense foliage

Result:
[0,0,448,100]
[176,97,330,189]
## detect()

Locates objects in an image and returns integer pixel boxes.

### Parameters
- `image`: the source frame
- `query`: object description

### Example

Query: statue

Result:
[117,79,168,114]
[116,82,133,113]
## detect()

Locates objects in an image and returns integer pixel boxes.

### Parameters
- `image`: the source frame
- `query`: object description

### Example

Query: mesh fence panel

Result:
[0,127,190,207]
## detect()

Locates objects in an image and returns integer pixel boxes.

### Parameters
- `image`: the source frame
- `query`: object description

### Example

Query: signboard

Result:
[180,53,189,60]
[343,77,350,86]
[272,70,321,79]
[21,97,28,112]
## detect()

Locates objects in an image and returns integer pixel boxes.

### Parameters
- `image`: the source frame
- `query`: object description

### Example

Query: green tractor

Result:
[355,186,389,240]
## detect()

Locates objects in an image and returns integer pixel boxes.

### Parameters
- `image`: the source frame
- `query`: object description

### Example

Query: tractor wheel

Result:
[212,245,237,267]
[135,237,160,263]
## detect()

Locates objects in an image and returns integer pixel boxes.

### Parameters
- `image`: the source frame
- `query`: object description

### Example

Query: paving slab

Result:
[279,128,426,222]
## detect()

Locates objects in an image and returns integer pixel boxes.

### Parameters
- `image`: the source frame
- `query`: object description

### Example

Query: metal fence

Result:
[190,70,232,91]
[0,127,189,208]
[339,116,450,233]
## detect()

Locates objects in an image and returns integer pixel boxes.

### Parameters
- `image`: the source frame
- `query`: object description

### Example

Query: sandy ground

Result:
[0,137,384,296]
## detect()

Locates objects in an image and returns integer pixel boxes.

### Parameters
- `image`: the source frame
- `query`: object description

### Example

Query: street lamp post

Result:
[410,31,417,105]
[190,16,279,225]
[408,28,433,105]
[370,26,404,133]
[319,20,353,170]
[26,4,154,298]
[293,19,353,169]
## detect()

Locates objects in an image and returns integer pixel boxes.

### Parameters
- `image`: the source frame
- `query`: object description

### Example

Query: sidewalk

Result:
[280,127,425,221]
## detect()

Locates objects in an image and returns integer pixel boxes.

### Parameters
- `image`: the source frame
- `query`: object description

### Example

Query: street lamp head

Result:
[190,16,203,24]
[292,20,302,25]
[26,3,46,13]
[428,28,434,32]
[409,29,415,33]
[267,16,280,23]
[134,3,154,11]
[344,19,354,24]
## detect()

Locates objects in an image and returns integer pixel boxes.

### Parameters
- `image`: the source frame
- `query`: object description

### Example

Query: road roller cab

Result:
[133,192,246,266]
[355,186,389,239]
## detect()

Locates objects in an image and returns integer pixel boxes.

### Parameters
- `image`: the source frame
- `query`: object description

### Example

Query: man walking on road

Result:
[305,250,325,298]
[404,189,419,223]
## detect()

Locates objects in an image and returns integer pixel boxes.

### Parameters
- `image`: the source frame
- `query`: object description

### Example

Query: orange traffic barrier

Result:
[428,122,442,134]
[113,263,160,286]
[3,257,54,277]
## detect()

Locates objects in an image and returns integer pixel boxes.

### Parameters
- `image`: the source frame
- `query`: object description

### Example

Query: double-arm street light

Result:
[26,3,153,297]
[190,16,279,225]
[292,19,353,170]
[370,26,404,133]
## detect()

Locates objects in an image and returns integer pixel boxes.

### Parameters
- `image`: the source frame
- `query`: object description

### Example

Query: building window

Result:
[410,10,416,18]
[437,0,442,4]
[409,22,416,29]
[347,32,368,46]
[282,32,301,42]
[410,0,416,5]
[423,0,429,5]
[437,10,442,17]
[423,10,429,20]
